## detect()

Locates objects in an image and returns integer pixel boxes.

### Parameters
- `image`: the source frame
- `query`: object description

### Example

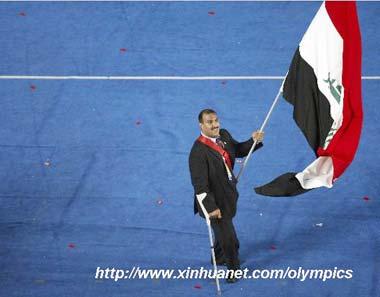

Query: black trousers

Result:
[211,217,240,270]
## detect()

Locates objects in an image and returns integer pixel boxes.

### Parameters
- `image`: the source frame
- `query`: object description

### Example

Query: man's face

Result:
[200,113,220,138]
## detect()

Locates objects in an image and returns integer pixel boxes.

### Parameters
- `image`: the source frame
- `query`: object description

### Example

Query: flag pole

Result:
[236,83,284,181]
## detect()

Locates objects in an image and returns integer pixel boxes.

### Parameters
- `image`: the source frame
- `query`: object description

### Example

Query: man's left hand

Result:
[252,130,264,143]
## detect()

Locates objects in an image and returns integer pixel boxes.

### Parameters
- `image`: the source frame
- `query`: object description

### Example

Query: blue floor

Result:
[0,2,379,297]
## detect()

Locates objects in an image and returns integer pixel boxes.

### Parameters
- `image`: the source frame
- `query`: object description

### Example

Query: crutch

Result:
[196,193,222,296]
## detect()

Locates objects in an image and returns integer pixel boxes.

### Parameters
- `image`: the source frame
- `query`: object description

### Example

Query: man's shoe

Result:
[225,266,240,284]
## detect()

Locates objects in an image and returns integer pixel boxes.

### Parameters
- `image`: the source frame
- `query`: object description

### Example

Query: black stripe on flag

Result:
[254,48,335,197]
[283,47,334,154]
[254,172,309,197]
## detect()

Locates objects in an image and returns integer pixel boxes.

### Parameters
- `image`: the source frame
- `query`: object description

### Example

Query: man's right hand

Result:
[208,208,222,219]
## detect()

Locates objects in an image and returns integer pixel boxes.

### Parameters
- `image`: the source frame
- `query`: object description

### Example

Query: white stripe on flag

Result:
[299,1,344,143]
[296,156,334,189]
[295,1,346,189]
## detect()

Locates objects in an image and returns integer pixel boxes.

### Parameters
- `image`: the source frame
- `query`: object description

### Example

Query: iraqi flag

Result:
[255,1,363,197]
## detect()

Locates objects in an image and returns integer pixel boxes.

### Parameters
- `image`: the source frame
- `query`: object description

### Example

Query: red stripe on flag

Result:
[317,1,363,180]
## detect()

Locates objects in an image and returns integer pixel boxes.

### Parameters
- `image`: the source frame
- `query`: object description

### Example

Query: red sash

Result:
[197,135,232,170]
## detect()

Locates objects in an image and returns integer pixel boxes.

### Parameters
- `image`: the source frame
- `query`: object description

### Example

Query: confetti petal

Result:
[270,245,277,250]
[120,48,127,53]
[363,196,370,201]
[194,284,202,289]
[157,199,163,205]
[136,120,142,126]
[30,85,37,91]
[19,12,26,16]
[68,243,76,248]
[208,11,215,16]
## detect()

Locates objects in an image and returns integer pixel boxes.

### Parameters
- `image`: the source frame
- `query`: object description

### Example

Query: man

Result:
[189,108,264,283]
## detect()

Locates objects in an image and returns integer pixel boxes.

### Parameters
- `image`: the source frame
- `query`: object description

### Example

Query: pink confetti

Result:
[68,243,76,249]
[30,85,37,91]
[221,81,227,85]
[208,11,215,16]
[270,245,277,250]
[135,120,142,126]
[19,12,26,16]
[363,196,370,201]
[120,48,127,53]
[194,284,202,289]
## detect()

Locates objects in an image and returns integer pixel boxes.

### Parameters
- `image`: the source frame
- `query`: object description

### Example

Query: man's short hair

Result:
[198,109,217,123]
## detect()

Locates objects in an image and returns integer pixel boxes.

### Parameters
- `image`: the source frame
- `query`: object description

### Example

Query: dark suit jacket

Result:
[189,129,263,219]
